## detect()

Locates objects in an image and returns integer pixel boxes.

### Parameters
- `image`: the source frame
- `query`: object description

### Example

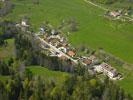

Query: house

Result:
[110,11,121,17]
[82,59,92,66]
[88,55,97,62]
[39,27,45,34]
[56,42,69,49]
[67,51,76,57]
[94,62,119,79]
[48,35,61,40]
[48,38,60,46]
[58,47,67,53]
[60,37,68,43]
[93,65,103,73]
[56,43,63,48]
[62,43,69,48]
[51,29,58,35]
[38,29,45,36]
[21,19,29,27]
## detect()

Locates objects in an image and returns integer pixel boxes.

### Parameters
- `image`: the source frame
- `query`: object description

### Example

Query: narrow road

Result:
[34,34,78,64]
[84,0,108,11]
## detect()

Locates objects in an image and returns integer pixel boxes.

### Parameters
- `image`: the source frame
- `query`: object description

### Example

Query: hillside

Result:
[0,0,133,99]
[6,0,133,64]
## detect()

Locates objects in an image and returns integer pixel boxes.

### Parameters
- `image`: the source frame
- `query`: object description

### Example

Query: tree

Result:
[32,0,39,5]
[33,77,45,100]
[69,18,79,32]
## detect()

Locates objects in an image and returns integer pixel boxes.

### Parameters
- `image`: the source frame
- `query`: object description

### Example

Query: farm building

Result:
[82,59,92,66]
[67,51,76,57]
[94,62,119,79]
[109,11,121,17]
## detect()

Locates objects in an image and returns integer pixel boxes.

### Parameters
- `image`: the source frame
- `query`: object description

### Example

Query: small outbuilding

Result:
[67,51,76,57]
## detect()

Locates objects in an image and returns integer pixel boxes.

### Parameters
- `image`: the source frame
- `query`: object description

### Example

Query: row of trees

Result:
[0,37,7,46]
[0,20,17,38]
[0,70,132,100]
[0,58,14,75]
[91,0,118,4]
[0,20,17,46]
[0,0,14,17]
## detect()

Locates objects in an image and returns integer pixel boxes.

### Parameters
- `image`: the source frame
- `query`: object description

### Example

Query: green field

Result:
[113,64,133,96]
[118,72,133,96]
[0,39,15,59]
[26,66,69,84]
[7,0,133,64]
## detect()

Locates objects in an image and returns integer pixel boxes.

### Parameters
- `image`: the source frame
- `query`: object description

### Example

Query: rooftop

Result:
[83,59,92,65]
[67,51,76,57]
[101,62,118,75]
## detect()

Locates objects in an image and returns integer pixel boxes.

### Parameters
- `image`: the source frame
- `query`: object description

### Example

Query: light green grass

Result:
[0,39,15,59]
[112,64,133,96]
[26,66,70,84]
[118,72,133,96]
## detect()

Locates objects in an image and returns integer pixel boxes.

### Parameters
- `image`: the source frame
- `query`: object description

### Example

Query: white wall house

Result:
[94,62,118,79]
[94,65,103,73]
[110,11,121,17]
[21,19,29,27]
[58,47,67,53]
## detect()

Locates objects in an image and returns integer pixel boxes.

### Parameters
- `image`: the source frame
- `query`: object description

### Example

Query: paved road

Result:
[27,31,90,66]
[84,0,108,11]
[34,34,78,64]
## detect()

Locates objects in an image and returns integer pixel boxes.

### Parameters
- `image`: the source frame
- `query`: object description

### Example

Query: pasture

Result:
[0,39,15,59]
[26,66,70,84]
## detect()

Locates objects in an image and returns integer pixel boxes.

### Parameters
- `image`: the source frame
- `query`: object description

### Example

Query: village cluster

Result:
[18,19,123,80]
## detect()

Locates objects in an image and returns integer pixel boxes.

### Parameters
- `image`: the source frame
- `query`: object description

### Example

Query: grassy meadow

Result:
[0,39,15,59]
[113,64,133,96]
[26,66,70,84]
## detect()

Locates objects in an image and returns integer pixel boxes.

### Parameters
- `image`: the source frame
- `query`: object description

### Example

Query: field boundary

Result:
[84,0,108,11]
